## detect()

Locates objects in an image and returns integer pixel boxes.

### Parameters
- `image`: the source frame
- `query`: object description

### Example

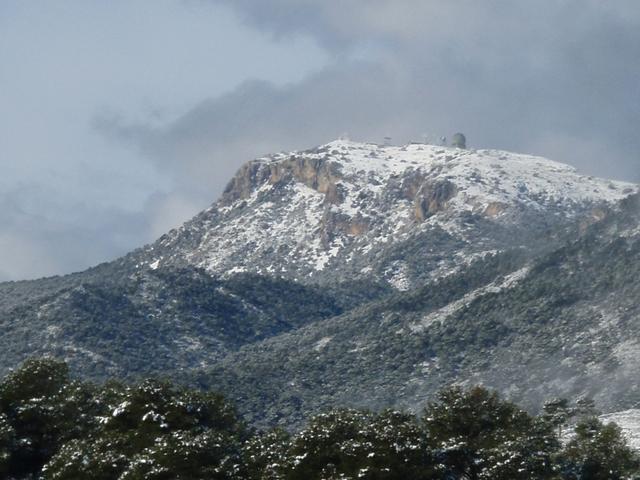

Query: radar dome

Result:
[451,133,466,149]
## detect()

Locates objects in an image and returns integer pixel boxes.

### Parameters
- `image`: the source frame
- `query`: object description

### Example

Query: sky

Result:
[1,0,639,281]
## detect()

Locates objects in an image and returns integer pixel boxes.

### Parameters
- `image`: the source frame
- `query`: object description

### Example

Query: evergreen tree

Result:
[243,428,292,480]
[43,378,245,479]
[573,397,599,420]
[283,408,436,479]
[543,398,573,439]
[0,358,96,478]
[424,385,559,480]
[0,413,15,477]
[561,417,639,480]
[121,430,244,479]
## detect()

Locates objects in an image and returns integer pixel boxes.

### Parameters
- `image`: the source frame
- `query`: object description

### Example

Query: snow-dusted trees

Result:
[241,409,437,480]
[43,379,245,479]
[0,358,96,478]
[0,358,637,479]
[561,417,638,480]
[543,396,601,440]
[423,386,559,479]
[279,409,435,480]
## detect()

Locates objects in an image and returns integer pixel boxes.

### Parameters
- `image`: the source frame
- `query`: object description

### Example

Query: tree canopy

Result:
[0,358,636,479]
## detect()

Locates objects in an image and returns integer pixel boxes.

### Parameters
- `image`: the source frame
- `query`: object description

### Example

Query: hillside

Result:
[193,194,640,428]
[0,140,637,428]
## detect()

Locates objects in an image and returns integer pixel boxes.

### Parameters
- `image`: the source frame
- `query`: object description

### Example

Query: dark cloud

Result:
[95,62,415,196]
[98,0,640,187]
[212,1,640,57]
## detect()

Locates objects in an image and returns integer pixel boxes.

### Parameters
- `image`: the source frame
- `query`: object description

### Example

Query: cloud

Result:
[143,190,207,240]
[94,62,415,195]
[0,179,226,281]
[98,0,640,186]
[212,1,640,54]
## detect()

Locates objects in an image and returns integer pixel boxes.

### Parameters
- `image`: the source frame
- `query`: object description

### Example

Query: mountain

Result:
[131,140,633,288]
[194,194,640,428]
[0,140,637,428]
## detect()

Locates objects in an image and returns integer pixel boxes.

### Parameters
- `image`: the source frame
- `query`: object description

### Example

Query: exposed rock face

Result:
[223,156,344,206]
[221,161,270,204]
[414,180,457,221]
[484,202,509,218]
[319,211,370,246]
[270,156,341,195]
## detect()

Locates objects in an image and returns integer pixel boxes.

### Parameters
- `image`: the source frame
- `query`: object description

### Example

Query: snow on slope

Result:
[600,410,640,450]
[142,140,637,286]
[409,266,531,333]
[323,140,631,211]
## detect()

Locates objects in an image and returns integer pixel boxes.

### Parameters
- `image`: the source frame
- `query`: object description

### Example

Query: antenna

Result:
[383,136,392,146]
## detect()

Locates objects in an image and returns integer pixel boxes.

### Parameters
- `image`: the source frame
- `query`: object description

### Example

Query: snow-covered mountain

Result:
[0,139,639,429]
[136,140,635,289]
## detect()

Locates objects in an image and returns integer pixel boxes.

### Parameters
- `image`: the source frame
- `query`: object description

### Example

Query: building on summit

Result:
[451,133,466,149]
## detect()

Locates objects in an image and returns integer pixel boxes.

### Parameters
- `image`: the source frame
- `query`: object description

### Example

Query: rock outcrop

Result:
[414,180,457,221]
[222,155,345,206]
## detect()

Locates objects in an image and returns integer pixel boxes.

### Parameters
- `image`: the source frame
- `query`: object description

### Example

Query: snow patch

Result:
[227,265,247,275]
[385,262,411,291]
[613,340,640,368]
[313,336,333,352]
[410,267,530,332]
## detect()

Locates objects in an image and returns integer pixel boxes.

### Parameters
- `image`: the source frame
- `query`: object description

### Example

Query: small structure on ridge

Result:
[451,133,467,149]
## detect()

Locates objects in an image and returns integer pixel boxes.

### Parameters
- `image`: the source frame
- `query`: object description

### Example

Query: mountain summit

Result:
[136,140,634,289]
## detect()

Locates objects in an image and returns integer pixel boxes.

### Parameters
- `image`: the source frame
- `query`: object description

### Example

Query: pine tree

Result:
[561,417,639,480]
[0,358,96,478]
[0,413,15,477]
[242,428,292,480]
[424,385,559,480]
[43,378,245,479]
[543,398,573,439]
[283,408,436,479]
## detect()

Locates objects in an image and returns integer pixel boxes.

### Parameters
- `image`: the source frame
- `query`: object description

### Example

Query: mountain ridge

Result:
[130,139,635,289]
